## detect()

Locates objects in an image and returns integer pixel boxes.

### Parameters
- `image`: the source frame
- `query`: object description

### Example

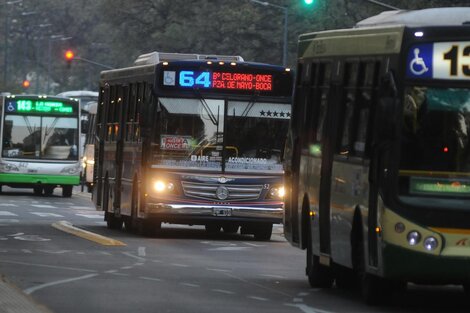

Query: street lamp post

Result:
[249,0,288,66]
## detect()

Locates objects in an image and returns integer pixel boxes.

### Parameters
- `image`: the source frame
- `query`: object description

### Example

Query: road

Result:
[0,186,468,313]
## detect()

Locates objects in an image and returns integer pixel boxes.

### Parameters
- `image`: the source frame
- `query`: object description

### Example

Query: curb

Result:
[52,221,126,246]
[0,276,53,313]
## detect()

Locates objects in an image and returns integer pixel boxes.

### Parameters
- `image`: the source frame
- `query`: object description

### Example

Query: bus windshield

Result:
[399,87,470,204]
[2,114,79,160]
[151,97,289,173]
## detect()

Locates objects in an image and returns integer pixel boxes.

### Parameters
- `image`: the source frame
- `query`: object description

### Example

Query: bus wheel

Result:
[44,186,54,196]
[253,223,273,241]
[105,212,122,230]
[62,186,73,198]
[222,224,239,234]
[33,187,43,196]
[306,223,333,288]
[205,224,221,234]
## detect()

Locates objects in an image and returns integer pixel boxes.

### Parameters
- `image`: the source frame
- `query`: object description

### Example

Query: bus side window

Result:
[315,63,331,144]
[338,62,359,156]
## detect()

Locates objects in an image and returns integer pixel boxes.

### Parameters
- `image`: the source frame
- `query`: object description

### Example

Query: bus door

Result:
[318,82,343,265]
[113,85,128,216]
[93,85,110,209]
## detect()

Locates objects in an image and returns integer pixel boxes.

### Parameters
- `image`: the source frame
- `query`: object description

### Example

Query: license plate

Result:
[213,208,231,217]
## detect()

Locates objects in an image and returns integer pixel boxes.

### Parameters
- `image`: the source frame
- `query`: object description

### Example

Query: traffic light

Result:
[304,0,314,4]
[64,49,75,68]
[22,80,30,89]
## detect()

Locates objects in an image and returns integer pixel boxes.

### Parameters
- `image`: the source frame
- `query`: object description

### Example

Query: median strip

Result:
[52,221,126,246]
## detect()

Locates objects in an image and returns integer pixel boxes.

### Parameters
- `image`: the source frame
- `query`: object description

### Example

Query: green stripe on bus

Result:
[0,174,79,185]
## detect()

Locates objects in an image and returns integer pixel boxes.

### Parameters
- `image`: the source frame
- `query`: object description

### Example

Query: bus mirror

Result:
[81,120,89,134]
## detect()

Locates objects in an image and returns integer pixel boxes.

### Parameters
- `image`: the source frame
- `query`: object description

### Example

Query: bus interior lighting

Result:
[207,61,213,65]
[230,62,236,66]
[407,231,421,246]
[219,61,225,65]
[285,68,291,72]
[163,62,169,66]
[414,31,424,37]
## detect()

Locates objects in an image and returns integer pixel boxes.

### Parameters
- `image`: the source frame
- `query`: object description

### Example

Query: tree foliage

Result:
[0,0,469,93]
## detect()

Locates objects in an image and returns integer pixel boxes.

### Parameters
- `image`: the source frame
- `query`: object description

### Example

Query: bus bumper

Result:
[382,244,470,284]
[144,203,283,224]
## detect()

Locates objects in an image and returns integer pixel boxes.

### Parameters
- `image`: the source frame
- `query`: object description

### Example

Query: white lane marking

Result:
[122,252,146,262]
[212,289,235,295]
[24,273,99,295]
[37,250,71,254]
[171,263,189,267]
[31,205,57,209]
[0,204,17,207]
[110,272,129,277]
[138,247,146,257]
[0,219,20,225]
[75,214,102,219]
[8,233,24,236]
[21,249,33,254]
[248,296,268,301]
[120,266,133,270]
[0,260,96,273]
[259,274,285,279]
[208,247,251,251]
[69,206,95,210]
[140,276,162,282]
[99,251,112,256]
[297,292,310,297]
[180,282,200,288]
[134,263,144,266]
[207,268,232,273]
[243,242,265,247]
[31,212,63,217]
[0,210,17,215]
[105,270,117,274]
[293,298,303,303]
[14,235,50,242]
[285,303,334,313]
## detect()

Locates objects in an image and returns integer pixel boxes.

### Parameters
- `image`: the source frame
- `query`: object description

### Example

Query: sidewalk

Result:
[0,276,53,313]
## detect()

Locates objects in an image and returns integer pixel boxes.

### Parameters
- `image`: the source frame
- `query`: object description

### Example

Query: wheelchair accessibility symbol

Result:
[409,48,429,76]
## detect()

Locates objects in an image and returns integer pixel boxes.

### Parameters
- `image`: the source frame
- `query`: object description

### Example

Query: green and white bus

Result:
[284,7,470,303]
[0,94,81,197]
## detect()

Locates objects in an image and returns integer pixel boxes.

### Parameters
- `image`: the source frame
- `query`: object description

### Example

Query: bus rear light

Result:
[424,236,439,251]
[407,231,421,246]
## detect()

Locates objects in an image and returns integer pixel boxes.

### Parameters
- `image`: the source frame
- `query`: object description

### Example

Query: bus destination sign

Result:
[5,99,76,115]
[163,70,273,92]
[406,41,470,80]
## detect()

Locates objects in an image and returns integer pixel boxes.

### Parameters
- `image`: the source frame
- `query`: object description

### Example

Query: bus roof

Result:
[56,90,99,98]
[134,51,244,66]
[356,7,470,28]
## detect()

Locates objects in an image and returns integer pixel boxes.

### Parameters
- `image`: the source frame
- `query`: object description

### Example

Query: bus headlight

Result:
[407,231,421,246]
[423,236,439,251]
[0,162,19,172]
[268,186,285,199]
[152,180,175,193]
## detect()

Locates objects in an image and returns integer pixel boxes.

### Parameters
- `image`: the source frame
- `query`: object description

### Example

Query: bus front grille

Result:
[181,181,263,201]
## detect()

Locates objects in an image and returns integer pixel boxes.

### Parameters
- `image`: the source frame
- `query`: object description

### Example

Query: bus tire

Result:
[105,211,122,230]
[44,186,54,196]
[253,223,272,241]
[62,186,73,198]
[306,220,333,288]
[33,187,43,196]
[222,224,239,234]
[205,224,221,234]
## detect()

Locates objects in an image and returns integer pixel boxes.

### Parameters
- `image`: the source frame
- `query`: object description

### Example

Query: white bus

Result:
[0,94,81,196]
[56,90,98,191]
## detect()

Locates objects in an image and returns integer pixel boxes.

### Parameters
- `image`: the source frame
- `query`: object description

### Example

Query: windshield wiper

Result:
[189,88,219,126]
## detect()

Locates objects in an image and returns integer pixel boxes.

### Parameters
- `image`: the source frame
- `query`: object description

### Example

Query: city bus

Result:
[56,90,99,192]
[0,94,81,197]
[92,51,293,240]
[283,7,470,303]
